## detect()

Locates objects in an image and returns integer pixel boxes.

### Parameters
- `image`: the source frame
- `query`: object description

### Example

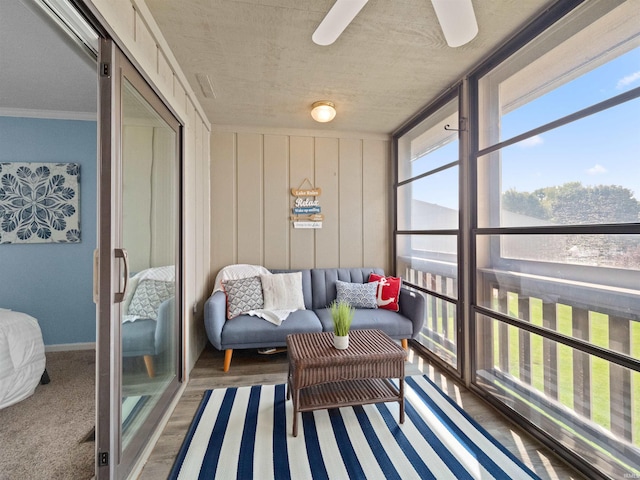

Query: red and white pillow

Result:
[368,273,402,312]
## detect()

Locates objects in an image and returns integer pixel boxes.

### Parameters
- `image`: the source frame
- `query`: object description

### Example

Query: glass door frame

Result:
[97,38,183,480]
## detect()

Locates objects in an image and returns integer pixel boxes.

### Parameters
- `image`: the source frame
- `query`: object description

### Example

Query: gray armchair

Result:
[122,297,174,377]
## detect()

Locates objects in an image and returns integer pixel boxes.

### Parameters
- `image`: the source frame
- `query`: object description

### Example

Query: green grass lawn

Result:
[421,291,640,447]
[494,295,639,446]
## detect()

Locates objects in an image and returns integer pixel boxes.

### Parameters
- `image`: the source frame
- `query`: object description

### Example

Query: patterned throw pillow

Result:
[336,280,378,309]
[369,273,402,312]
[223,276,264,319]
[128,279,175,320]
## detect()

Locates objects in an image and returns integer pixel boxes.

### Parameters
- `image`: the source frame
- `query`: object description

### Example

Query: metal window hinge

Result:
[100,62,110,77]
[98,451,109,466]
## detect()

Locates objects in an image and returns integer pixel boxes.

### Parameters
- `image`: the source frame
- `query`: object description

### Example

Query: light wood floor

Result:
[138,343,586,479]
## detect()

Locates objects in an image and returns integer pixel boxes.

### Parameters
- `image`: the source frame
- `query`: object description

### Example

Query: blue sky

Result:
[411,45,640,210]
[500,46,640,200]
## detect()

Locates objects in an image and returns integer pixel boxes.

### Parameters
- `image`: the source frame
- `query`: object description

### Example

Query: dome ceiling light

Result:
[311,101,336,123]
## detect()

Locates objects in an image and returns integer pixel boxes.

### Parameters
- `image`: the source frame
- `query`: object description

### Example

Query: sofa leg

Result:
[143,355,155,378]
[223,349,233,372]
[401,339,408,350]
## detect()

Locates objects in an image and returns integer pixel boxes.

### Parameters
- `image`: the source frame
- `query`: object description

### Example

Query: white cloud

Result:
[587,164,607,175]
[616,71,640,90]
[519,135,543,147]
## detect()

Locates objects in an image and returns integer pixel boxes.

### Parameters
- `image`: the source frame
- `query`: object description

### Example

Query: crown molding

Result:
[0,108,96,121]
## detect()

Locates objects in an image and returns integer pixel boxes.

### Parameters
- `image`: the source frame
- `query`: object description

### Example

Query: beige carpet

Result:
[0,350,95,480]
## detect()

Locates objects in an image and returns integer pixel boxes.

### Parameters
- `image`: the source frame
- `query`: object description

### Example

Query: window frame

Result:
[393,1,640,478]
[393,86,464,375]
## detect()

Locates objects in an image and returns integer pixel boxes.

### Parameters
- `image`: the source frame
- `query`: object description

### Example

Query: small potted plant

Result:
[329,300,354,349]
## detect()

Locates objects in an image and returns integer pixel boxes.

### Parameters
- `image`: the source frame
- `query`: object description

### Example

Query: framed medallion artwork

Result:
[0,162,80,244]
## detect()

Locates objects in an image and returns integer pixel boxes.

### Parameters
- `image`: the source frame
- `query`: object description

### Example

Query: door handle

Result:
[93,249,99,304]
[114,248,129,303]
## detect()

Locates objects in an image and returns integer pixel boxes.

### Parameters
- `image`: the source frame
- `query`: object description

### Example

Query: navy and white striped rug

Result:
[169,375,540,480]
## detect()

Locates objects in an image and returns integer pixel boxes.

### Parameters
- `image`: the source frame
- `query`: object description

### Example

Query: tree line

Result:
[502,182,640,224]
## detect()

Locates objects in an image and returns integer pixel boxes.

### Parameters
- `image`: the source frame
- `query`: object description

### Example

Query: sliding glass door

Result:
[97,39,182,479]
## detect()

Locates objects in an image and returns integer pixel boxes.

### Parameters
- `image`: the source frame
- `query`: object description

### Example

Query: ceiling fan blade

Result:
[430,0,478,48]
[312,0,369,46]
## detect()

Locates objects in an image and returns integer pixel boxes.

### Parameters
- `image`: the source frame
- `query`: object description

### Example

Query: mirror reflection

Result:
[120,79,178,447]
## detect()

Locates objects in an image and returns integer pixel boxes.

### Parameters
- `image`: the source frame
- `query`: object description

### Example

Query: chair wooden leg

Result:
[223,349,233,372]
[401,339,408,350]
[143,355,155,378]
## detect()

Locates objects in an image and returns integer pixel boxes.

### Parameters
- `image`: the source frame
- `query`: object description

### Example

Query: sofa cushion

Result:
[310,268,384,309]
[261,272,305,310]
[369,273,402,312]
[221,310,322,347]
[223,276,264,319]
[315,307,414,339]
[269,269,313,309]
[336,280,378,309]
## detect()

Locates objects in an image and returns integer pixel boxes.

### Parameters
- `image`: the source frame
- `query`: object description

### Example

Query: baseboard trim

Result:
[45,342,96,352]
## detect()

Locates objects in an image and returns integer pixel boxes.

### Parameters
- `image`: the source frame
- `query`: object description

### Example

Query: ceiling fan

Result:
[312,0,478,48]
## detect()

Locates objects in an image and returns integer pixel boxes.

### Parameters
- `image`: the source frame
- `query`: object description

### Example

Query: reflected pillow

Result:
[128,279,175,320]
[336,280,378,309]
[261,272,305,311]
[223,276,264,319]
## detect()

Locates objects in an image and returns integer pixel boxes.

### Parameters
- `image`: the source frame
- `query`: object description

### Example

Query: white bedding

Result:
[0,308,46,410]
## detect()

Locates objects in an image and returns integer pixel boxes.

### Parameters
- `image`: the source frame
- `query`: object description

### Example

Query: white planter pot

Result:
[333,334,349,350]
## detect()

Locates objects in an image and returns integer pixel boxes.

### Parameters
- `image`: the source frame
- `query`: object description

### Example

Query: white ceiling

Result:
[1,0,558,133]
[143,0,556,134]
[0,1,97,118]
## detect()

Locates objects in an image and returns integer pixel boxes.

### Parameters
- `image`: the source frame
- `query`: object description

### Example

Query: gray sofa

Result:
[204,267,426,372]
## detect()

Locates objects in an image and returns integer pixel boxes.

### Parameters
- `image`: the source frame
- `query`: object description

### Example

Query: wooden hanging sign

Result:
[291,178,323,229]
[291,178,321,197]
[293,197,319,208]
[294,221,322,229]
[293,206,321,214]
[290,213,324,222]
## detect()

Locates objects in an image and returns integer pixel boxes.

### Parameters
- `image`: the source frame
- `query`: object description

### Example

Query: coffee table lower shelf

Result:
[291,377,404,435]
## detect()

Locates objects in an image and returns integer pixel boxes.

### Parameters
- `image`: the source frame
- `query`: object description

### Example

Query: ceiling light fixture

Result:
[430,0,478,48]
[311,101,336,123]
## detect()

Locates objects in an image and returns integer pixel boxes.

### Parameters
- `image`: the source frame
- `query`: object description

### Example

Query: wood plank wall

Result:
[211,129,391,279]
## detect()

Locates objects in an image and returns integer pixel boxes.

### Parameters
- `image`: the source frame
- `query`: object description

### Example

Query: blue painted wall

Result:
[0,117,97,346]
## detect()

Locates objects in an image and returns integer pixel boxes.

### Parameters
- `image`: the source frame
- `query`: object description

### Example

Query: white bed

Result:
[0,308,46,410]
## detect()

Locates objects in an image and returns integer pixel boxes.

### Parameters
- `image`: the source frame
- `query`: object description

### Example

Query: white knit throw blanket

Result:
[212,265,294,326]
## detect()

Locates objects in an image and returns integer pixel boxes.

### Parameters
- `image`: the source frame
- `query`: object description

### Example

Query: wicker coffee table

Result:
[286,329,406,437]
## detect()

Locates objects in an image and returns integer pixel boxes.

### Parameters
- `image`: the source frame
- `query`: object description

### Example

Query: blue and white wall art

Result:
[0,162,81,244]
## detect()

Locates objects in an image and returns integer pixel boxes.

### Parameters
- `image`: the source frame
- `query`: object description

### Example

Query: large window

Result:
[394,1,640,478]
[474,1,640,478]
[396,96,460,369]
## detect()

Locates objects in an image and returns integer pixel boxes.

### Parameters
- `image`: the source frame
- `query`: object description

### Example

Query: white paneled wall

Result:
[88,0,211,372]
[210,128,391,277]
